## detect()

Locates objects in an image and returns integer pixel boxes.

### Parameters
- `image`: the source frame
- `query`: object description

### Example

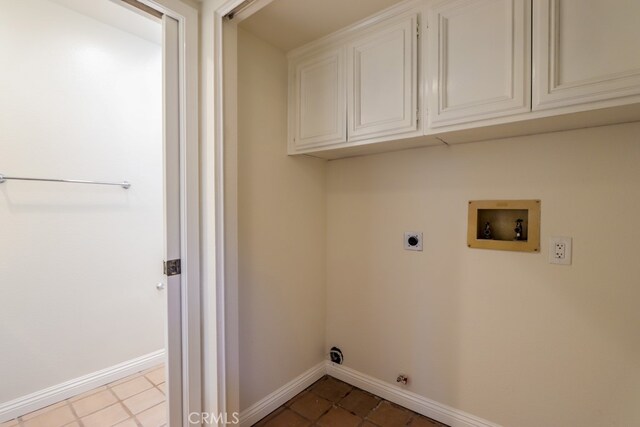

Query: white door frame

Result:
[129,0,202,425]
[200,0,276,420]
[203,1,245,419]
[201,0,240,418]
[162,13,185,427]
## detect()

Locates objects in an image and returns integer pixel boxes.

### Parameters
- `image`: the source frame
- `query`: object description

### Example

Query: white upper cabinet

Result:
[533,0,640,111]
[286,0,640,158]
[288,1,424,156]
[348,13,419,141]
[427,0,531,128]
[289,46,347,151]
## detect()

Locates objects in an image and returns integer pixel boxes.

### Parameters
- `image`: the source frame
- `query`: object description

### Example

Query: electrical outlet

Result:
[404,232,423,251]
[554,242,566,259]
[549,237,572,265]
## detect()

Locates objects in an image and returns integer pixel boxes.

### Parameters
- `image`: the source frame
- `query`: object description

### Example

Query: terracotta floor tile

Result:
[0,419,19,427]
[253,407,284,426]
[252,376,449,427]
[145,368,165,386]
[339,389,380,417]
[367,401,412,427]
[22,405,76,427]
[263,409,310,427]
[135,402,166,427]
[123,388,165,415]
[71,389,118,417]
[310,377,352,402]
[81,403,129,427]
[63,423,80,427]
[288,391,332,421]
[316,407,361,427]
[409,415,441,426]
[21,401,67,420]
[285,392,303,407]
[111,376,154,400]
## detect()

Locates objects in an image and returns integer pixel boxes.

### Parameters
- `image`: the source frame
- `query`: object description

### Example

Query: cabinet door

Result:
[428,0,531,127]
[289,47,346,152]
[533,0,640,111]
[347,13,419,142]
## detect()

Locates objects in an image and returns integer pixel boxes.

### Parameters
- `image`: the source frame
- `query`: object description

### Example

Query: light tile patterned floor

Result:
[1,365,166,427]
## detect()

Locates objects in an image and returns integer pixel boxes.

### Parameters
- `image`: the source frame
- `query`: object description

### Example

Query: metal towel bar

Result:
[0,173,131,189]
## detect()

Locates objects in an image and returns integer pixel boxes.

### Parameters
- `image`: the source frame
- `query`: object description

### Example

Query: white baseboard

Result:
[238,360,499,427]
[326,362,501,427]
[0,350,165,423]
[239,361,326,427]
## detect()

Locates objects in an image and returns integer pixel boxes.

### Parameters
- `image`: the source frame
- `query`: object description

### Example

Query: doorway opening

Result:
[0,0,200,425]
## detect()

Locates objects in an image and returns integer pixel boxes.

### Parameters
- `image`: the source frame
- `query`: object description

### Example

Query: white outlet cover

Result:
[404,232,423,251]
[549,236,572,265]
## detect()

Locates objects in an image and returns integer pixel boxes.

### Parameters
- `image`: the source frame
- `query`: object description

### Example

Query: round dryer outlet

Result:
[404,232,423,251]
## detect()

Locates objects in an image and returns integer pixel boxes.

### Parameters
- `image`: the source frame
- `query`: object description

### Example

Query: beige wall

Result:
[326,122,640,427]
[237,28,327,410]
[0,0,163,404]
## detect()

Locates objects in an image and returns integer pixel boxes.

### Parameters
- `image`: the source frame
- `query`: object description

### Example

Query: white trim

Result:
[200,0,226,420]
[0,350,165,423]
[238,362,326,427]
[220,15,243,415]
[138,1,202,424]
[204,0,245,418]
[326,362,502,427]
[237,361,500,427]
[225,0,275,23]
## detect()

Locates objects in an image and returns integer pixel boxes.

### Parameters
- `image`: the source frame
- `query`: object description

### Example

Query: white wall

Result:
[0,0,163,404]
[236,28,327,410]
[326,122,640,427]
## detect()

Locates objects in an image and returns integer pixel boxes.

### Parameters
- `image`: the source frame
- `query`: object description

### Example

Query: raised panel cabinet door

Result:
[428,0,531,127]
[533,0,640,111]
[348,13,419,142]
[289,47,347,152]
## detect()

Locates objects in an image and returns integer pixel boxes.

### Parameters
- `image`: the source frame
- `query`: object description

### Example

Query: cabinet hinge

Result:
[164,259,181,276]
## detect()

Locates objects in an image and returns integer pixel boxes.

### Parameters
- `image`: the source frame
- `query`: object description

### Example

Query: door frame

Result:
[129,0,202,425]
[200,0,275,420]
[203,0,244,418]
[201,0,239,418]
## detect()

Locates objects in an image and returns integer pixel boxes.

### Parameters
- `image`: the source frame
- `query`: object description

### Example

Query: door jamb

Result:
[201,0,277,420]
[127,0,202,424]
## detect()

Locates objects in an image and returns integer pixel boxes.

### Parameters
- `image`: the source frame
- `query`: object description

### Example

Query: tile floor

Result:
[253,376,449,427]
[1,365,166,427]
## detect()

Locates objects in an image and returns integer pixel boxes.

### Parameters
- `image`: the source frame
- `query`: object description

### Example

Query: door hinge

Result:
[164,259,181,276]
[417,23,420,38]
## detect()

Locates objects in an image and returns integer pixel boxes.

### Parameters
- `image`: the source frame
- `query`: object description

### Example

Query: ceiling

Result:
[239,0,405,52]
[50,0,161,45]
